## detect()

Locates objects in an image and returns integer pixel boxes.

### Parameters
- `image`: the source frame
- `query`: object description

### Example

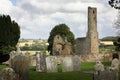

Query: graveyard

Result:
[0,62,111,80]
[0,0,120,80]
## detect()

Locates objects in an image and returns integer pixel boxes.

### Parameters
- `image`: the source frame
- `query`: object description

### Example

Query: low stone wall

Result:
[80,53,112,62]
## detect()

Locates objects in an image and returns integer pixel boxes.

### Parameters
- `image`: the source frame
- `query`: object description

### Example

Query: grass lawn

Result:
[0,62,111,80]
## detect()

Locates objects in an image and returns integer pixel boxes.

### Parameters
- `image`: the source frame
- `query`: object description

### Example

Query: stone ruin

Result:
[52,35,72,56]
[75,7,99,55]
[75,7,99,61]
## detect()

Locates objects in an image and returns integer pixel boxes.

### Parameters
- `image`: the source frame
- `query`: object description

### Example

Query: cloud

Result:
[0,0,118,39]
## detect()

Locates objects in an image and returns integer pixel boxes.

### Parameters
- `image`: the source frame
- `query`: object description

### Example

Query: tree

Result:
[47,23,75,55]
[0,15,20,63]
[114,37,120,51]
[100,36,119,41]
[108,0,120,51]
[108,0,120,9]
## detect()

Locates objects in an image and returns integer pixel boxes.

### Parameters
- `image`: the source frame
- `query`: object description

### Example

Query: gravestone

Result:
[46,56,58,72]
[94,61,104,71]
[72,55,80,71]
[62,56,73,72]
[36,52,46,72]
[94,70,118,80]
[11,54,29,80]
[0,67,18,80]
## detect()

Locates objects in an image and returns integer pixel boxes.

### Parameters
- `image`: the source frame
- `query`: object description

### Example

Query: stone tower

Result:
[75,7,99,55]
[86,7,99,54]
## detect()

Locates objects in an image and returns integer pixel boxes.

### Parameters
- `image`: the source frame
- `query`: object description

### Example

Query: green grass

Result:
[0,62,111,80]
[0,64,7,70]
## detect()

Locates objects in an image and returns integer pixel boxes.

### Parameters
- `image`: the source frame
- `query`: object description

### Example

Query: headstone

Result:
[46,56,58,72]
[36,52,46,72]
[62,56,73,72]
[0,67,18,80]
[109,58,119,71]
[94,61,104,71]
[94,70,118,80]
[11,54,29,80]
[72,55,80,71]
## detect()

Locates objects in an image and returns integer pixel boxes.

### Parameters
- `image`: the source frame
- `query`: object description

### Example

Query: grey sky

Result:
[0,0,118,39]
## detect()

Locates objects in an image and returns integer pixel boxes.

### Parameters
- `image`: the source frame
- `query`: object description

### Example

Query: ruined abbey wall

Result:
[75,7,99,55]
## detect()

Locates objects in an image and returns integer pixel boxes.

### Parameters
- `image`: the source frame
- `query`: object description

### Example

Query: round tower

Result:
[86,7,99,54]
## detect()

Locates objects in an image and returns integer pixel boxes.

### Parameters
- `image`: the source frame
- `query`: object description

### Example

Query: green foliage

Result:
[20,40,47,51]
[99,45,115,53]
[48,23,75,55]
[0,15,20,63]
[108,0,120,9]
[114,37,120,51]
[100,36,119,41]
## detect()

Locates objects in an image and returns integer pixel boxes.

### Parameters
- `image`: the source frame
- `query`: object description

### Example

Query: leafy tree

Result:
[101,36,119,41]
[47,23,75,55]
[108,0,120,51]
[0,15,20,63]
[108,0,120,9]
[113,37,120,51]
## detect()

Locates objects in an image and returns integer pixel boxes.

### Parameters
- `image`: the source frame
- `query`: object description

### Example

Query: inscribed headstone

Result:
[62,56,73,72]
[72,55,80,71]
[36,52,46,72]
[46,56,58,72]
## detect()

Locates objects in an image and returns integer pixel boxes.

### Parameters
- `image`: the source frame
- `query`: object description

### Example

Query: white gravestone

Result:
[46,56,58,72]
[72,55,80,71]
[109,58,120,71]
[62,56,73,72]
[94,61,105,71]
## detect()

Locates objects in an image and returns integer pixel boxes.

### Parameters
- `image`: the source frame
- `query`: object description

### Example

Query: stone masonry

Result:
[76,7,99,55]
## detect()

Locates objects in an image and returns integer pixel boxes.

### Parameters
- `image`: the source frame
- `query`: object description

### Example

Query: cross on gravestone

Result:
[46,56,58,72]
[62,56,73,72]
[36,52,46,72]
[72,55,80,71]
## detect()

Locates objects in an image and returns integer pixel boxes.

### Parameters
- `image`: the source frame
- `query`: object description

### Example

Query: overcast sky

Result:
[0,0,118,39]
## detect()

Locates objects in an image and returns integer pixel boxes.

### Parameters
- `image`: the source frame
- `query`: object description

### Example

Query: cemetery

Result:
[0,1,120,80]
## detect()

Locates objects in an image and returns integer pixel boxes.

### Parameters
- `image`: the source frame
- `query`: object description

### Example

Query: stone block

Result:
[36,52,46,72]
[72,55,80,71]
[46,56,58,72]
[62,56,73,72]
[94,70,118,80]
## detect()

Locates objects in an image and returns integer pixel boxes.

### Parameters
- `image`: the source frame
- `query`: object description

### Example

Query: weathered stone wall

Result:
[75,38,86,55]
[75,7,99,55]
